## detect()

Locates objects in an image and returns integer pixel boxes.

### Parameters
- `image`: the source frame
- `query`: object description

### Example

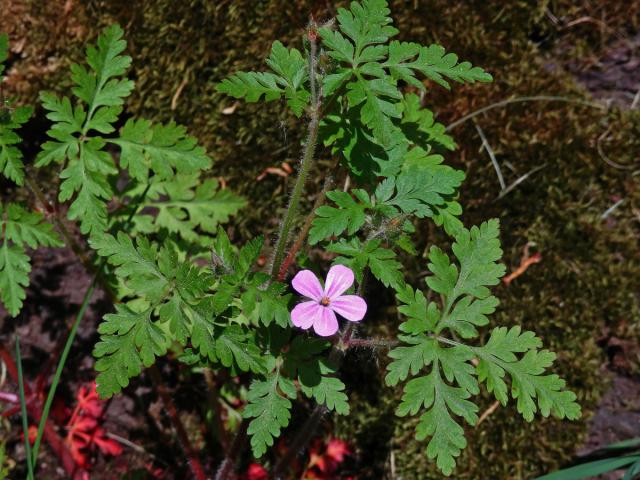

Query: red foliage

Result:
[239,437,354,480]
[65,382,122,469]
[240,463,269,480]
[306,438,352,479]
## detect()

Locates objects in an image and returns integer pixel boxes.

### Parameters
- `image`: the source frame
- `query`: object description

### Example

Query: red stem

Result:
[277,177,332,281]
[148,365,208,480]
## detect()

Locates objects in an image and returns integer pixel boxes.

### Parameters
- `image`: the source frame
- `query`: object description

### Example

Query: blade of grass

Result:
[15,337,34,480]
[30,184,151,471]
[30,279,97,466]
[537,455,640,480]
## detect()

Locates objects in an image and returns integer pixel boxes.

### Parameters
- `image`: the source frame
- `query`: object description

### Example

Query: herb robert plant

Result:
[0,0,580,476]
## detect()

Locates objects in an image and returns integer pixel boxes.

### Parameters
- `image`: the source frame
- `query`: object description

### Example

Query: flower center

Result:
[320,296,331,306]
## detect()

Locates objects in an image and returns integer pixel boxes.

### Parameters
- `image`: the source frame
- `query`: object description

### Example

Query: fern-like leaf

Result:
[386,220,579,475]
[0,204,62,316]
[243,371,295,457]
[385,41,492,90]
[218,41,309,116]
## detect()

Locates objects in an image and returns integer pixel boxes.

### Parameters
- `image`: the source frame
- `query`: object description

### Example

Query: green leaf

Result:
[266,40,310,115]
[328,238,404,290]
[59,137,115,235]
[399,93,456,151]
[395,285,439,334]
[320,110,404,181]
[218,41,309,116]
[319,0,398,67]
[346,76,401,147]
[0,106,33,186]
[110,119,212,182]
[385,336,436,386]
[36,25,134,236]
[309,189,371,244]
[2,204,62,249]
[303,371,350,415]
[0,243,30,317]
[439,295,499,339]
[188,298,218,361]
[395,356,478,476]
[427,219,505,303]
[91,232,168,302]
[130,174,245,244]
[94,305,167,398]
[244,281,291,328]
[243,372,294,457]
[283,337,349,415]
[388,220,578,475]
[376,167,464,219]
[216,325,266,374]
[0,204,62,316]
[384,41,492,90]
[475,327,581,421]
[71,24,133,122]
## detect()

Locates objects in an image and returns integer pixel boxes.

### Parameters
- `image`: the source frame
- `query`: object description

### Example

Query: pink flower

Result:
[290,265,367,336]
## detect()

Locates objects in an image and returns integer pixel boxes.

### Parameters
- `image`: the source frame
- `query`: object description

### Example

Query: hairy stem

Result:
[204,368,228,452]
[277,176,333,281]
[214,420,248,480]
[270,27,321,279]
[25,176,93,270]
[272,405,326,479]
[347,338,399,349]
[149,366,208,480]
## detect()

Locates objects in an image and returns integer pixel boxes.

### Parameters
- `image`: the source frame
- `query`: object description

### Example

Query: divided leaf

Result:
[387,221,579,475]
[94,305,167,398]
[0,204,62,316]
[475,326,581,421]
[384,41,492,90]
[110,119,212,182]
[130,174,245,244]
[243,372,295,457]
[218,41,309,116]
[328,238,404,291]
[309,189,371,244]
[0,106,32,186]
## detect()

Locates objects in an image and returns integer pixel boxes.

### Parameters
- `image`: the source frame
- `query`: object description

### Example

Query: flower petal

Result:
[330,295,367,322]
[292,270,324,301]
[291,301,321,329]
[324,264,355,299]
[312,307,339,337]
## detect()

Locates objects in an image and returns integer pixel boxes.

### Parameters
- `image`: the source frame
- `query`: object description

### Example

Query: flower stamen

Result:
[320,296,331,306]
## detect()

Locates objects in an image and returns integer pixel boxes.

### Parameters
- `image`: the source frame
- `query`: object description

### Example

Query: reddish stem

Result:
[148,365,208,480]
[277,177,332,281]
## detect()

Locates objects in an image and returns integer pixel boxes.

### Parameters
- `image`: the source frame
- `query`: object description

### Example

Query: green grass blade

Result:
[623,460,640,480]
[30,280,96,468]
[15,337,34,480]
[537,455,640,480]
[30,184,151,471]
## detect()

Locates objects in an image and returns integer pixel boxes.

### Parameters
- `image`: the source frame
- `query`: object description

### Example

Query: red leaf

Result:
[93,428,123,456]
[241,463,268,480]
[325,439,350,463]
